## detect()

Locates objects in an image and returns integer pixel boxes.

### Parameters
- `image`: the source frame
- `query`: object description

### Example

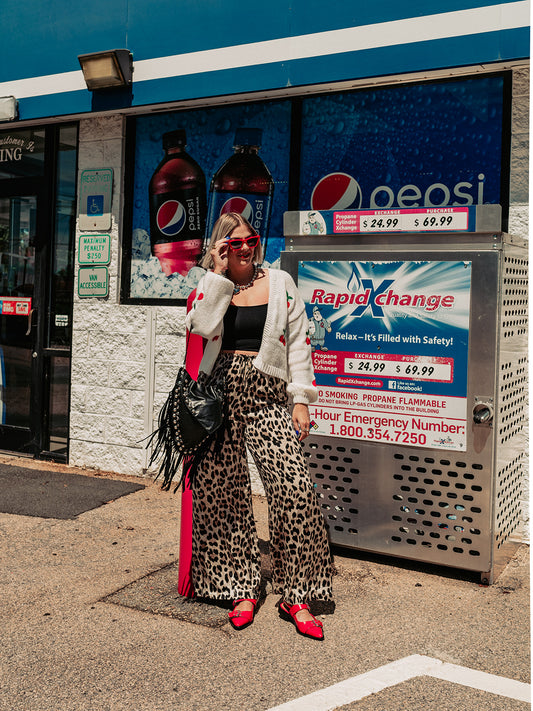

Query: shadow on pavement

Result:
[102,537,336,627]
[0,464,145,519]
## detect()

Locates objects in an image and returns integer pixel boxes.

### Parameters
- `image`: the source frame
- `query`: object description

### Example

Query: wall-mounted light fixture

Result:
[0,96,18,122]
[78,49,133,91]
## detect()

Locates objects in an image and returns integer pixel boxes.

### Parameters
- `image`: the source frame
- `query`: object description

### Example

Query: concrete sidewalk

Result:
[0,456,530,711]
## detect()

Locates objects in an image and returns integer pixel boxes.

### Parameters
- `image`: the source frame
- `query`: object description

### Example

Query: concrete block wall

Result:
[70,116,156,475]
[508,65,529,541]
[508,66,529,238]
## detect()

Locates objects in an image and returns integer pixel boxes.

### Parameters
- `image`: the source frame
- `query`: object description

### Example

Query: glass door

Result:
[0,124,77,460]
[0,193,43,452]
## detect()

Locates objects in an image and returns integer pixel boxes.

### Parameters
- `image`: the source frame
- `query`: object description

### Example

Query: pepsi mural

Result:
[149,129,206,277]
[129,100,290,300]
[126,75,504,301]
[299,76,504,212]
[205,128,274,242]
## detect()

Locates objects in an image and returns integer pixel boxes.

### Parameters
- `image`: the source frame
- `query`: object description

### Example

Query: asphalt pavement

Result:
[0,455,530,711]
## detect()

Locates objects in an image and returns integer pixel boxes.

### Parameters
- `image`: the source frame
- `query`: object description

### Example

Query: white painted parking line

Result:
[266,655,531,711]
[430,660,531,702]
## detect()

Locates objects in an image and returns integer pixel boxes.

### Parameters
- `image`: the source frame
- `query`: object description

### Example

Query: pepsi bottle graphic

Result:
[206,128,274,253]
[149,129,207,276]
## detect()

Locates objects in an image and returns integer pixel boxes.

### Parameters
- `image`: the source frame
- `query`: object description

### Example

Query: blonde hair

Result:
[201,212,263,269]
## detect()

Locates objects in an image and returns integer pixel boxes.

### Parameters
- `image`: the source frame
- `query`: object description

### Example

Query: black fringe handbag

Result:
[147,365,225,492]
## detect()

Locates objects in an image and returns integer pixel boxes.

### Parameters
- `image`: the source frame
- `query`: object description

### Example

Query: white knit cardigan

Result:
[185,268,318,405]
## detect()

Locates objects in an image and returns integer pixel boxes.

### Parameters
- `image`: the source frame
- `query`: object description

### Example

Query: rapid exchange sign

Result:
[299,260,472,451]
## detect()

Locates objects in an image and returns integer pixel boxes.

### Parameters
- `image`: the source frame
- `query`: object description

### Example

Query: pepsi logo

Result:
[220,197,253,222]
[156,200,186,237]
[311,173,363,210]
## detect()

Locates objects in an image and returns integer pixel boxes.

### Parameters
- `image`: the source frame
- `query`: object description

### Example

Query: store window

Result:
[298,76,507,211]
[121,73,509,304]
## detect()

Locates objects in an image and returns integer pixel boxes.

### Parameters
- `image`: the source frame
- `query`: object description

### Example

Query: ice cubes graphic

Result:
[129,229,205,299]
[131,229,152,260]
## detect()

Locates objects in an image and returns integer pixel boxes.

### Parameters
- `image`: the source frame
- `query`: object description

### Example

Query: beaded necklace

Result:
[230,263,260,295]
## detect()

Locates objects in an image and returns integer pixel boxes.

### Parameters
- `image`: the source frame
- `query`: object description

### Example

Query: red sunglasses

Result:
[225,234,261,250]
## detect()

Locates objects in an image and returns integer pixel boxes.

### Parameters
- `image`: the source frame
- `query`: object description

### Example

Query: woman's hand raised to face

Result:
[211,238,229,275]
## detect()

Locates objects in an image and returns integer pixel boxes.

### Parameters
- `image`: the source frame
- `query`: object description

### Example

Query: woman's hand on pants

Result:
[292,403,311,441]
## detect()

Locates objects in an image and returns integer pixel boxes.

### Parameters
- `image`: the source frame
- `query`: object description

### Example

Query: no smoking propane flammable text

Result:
[78,266,109,298]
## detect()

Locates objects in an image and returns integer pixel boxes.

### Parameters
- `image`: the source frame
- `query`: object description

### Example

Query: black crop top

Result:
[221,303,268,352]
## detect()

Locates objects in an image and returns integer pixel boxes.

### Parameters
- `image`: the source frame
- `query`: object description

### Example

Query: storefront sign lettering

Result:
[0,136,35,163]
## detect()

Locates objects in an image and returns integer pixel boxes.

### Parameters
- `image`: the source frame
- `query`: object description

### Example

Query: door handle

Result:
[26,308,37,337]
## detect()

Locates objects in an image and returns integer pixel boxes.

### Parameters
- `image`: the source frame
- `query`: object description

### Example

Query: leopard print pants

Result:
[191,353,334,605]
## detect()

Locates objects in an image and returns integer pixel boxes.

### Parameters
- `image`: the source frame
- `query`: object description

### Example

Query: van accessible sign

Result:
[79,168,113,230]
[78,266,109,298]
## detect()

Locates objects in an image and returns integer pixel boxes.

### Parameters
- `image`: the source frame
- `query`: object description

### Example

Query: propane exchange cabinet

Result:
[282,205,526,583]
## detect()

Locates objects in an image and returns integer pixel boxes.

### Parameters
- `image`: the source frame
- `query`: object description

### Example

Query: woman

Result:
[185,212,333,640]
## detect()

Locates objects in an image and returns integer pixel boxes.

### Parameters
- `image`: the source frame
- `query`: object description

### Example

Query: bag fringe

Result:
[146,394,186,492]
[146,398,221,493]
[145,369,228,494]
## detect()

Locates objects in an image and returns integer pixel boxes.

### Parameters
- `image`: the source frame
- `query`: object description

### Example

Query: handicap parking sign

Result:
[87,195,104,216]
[79,169,113,230]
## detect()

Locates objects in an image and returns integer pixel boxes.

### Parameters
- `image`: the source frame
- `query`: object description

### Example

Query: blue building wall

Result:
[0,0,529,120]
